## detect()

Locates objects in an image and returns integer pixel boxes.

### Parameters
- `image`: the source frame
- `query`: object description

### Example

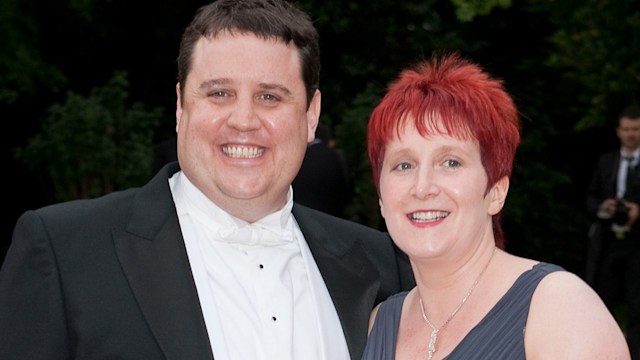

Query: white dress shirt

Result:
[169,171,350,360]
[617,148,639,198]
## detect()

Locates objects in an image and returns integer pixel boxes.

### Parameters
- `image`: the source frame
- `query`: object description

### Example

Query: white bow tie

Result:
[172,172,295,247]
[216,222,294,247]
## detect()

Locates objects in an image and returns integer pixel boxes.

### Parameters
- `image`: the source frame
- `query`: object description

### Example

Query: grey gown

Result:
[362,262,563,359]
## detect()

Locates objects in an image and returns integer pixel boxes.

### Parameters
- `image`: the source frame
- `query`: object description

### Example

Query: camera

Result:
[612,200,630,225]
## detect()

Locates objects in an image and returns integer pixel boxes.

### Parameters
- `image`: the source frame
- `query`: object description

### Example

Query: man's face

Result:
[617,117,640,151]
[175,31,320,222]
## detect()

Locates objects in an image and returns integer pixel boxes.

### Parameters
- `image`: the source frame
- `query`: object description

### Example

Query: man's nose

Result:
[227,97,261,131]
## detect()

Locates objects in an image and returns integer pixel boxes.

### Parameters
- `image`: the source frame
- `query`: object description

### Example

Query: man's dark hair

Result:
[619,103,640,122]
[177,0,320,106]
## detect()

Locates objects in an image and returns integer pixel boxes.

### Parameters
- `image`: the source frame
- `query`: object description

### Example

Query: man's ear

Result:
[175,83,182,132]
[306,90,321,143]
[488,176,509,215]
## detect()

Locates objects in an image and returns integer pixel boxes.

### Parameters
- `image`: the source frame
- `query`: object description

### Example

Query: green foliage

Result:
[14,72,162,202]
[3,0,639,274]
[505,113,585,270]
[544,0,640,130]
[0,0,66,104]
[450,0,512,22]
[68,0,95,21]
[334,83,386,228]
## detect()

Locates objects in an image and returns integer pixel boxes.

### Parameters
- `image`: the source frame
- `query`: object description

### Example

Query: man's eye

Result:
[209,91,227,97]
[258,94,279,102]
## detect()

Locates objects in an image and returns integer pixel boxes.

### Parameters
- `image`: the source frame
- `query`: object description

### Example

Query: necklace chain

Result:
[419,246,497,360]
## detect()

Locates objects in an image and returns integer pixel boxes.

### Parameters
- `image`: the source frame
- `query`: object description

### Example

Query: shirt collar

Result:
[174,171,294,246]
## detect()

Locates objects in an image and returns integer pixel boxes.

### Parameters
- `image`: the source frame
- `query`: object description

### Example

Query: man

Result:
[585,103,640,358]
[293,123,352,217]
[0,1,414,359]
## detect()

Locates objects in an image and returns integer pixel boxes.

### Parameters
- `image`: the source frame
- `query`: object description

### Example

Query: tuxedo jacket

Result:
[586,150,640,238]
[0,162,414,360]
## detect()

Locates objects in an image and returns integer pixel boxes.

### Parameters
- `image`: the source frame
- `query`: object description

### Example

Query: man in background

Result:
[585,103,640,358]
[293,123,352,217]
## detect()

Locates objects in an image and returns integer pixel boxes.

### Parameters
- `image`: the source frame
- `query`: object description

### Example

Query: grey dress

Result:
[362,262,563,359]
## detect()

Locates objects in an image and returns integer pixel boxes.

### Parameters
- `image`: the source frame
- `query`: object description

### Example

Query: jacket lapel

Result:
[114,163,214,360]
[293,205,381,359]
[608,153,621,195]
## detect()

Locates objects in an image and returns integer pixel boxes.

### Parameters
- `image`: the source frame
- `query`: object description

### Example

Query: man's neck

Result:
[622,146,639,157]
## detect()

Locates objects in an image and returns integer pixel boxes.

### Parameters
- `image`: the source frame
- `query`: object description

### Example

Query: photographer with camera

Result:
[585,103,640,358]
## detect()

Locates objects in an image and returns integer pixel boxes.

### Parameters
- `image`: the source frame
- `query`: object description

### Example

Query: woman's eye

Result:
[444,159,461,168]
[394,162,413,171]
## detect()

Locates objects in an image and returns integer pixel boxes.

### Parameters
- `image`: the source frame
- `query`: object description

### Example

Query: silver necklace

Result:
[419,246,497,360]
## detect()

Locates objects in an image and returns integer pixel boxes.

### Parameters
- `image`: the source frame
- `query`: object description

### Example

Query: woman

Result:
[362,53,630,359]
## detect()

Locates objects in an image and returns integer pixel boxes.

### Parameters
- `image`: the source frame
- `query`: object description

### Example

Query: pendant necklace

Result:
[419,246,497,360]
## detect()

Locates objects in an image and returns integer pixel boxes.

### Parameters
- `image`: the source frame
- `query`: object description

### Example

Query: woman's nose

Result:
[411,168,438,199]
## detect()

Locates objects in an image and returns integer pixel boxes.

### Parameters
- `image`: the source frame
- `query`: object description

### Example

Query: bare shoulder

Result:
[524,268,630,359]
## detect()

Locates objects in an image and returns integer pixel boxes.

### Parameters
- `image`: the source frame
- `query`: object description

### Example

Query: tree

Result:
[14,72,162,202]
[3,0,639,274]
[542,0,640,130]
[0,0,66,105]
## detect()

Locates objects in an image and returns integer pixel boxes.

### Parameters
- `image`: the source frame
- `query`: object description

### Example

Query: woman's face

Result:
[378,119,507,260]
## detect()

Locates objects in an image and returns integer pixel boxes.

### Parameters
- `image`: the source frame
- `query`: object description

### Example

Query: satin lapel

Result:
[293,205,381,358]
[628,159,640,200]
[114,164,213,360]
[609,153,622,193]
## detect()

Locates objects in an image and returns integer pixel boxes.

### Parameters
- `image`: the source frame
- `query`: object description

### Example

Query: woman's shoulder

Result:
[524,262,630,359]
[527,260,594,303]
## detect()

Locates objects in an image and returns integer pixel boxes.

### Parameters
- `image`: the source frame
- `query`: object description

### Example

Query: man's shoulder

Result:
[596,149,618,159]
[293,204,383,233]
[30,187,141,229]
[593,150,619,168]
[32,165,177,228]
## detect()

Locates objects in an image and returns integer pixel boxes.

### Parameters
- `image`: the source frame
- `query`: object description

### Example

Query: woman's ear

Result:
[488,176,509,215]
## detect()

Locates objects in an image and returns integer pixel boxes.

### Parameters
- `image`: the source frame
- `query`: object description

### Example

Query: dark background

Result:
[2,0,639,276]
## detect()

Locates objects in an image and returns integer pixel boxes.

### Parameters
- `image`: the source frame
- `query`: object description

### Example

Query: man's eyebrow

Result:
[199,78,231,91]
[197,79,293,97]
[258,82,292,96]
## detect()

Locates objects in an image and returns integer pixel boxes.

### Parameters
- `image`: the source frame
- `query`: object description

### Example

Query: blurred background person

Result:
[585,103,640,358]
[293,122,352,217]
[151,136,178,174]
